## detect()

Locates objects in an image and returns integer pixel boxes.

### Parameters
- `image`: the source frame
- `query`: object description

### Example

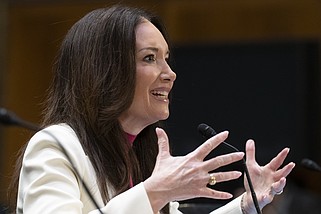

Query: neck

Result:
[119,115,155,135]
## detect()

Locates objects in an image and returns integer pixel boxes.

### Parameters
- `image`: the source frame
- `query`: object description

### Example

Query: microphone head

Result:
[197,123,217,139]
[0,108,19,126]
[301,158,321,172]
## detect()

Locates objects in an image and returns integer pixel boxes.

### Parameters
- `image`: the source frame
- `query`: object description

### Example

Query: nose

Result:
[160,62,176,82]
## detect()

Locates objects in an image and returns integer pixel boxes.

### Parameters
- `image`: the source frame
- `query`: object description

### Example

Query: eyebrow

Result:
[138,47,170,55]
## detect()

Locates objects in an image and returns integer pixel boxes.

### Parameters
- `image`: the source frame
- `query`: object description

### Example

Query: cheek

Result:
[135,77,149,98]
[135,69,155,95]
[132,77,151,110]
[135,65,160,105]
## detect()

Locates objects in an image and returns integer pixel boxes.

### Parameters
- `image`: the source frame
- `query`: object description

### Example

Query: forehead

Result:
[135,20,168,51]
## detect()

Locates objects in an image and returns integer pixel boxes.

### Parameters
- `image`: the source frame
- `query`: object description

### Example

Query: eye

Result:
[143,54,156,63]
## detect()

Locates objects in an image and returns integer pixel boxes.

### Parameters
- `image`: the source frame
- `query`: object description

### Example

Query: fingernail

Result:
[221,130,229,136]
[226,193,233,199]
[248,140,254,146]
[237,152,245,157]
[236,171,242,177]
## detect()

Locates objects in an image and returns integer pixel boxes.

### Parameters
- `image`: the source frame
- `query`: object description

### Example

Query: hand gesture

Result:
[242,140,295,213]
[144,128,244,213]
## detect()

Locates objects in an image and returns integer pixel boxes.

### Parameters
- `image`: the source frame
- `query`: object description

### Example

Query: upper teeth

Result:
[151,90,168,97]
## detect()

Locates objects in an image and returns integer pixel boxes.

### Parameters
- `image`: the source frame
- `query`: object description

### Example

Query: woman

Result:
[10,5,295,214]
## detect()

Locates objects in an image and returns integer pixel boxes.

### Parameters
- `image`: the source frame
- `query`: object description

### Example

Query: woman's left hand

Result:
[242,140,295,214]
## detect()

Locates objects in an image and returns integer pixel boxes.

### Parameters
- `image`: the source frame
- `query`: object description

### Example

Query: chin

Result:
[150,108,170,121]
[158,112,170,120]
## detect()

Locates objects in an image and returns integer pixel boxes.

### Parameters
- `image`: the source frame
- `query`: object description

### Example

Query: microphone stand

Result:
[198,123,262,214]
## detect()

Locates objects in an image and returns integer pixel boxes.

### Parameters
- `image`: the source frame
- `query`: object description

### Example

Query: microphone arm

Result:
[198,123,262,214]
[0,108,40,131]
[301,158,321,173]
[0,107,103,214]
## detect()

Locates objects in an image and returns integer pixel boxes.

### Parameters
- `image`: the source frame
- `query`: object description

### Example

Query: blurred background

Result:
[0,0,321,213]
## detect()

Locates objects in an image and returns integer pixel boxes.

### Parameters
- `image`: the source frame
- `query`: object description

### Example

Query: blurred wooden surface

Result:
[1,0,321,207]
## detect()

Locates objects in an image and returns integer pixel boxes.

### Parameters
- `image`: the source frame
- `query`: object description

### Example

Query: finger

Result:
[155,128,170,158]
[191,131,229,160]
[267,148,290,171]
[271,177,286,195]
[245,140,256,163]
[203,152,244,171]
[198,188,233,200]
[274,162,295,179]
[206,171,242,185]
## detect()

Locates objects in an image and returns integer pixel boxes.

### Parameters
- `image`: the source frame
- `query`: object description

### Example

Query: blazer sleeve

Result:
[17,125,154,214]
[89,183,153,214]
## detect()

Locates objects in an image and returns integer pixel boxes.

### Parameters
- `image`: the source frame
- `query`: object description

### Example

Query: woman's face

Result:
[119,19,176,133]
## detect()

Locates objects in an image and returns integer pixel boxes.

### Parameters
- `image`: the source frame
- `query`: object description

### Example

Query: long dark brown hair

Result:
[10,5,170,213]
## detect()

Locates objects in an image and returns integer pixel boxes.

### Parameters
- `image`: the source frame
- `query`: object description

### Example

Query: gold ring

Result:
[208,173,216,186]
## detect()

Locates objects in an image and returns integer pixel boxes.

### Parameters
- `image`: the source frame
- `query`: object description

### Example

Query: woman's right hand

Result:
[143,127,244,213]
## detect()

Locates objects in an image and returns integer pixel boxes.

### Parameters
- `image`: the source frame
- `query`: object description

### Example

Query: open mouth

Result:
[151,90,169,101]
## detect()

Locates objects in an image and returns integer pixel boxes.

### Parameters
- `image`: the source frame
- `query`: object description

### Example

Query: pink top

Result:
[126,133,137,187]
[126,133,136,146]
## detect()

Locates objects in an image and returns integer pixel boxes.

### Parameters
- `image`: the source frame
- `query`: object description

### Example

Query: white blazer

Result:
[17,124,243,214]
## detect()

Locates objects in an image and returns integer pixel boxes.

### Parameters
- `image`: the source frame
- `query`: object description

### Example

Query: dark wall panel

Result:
[165,41,321,205]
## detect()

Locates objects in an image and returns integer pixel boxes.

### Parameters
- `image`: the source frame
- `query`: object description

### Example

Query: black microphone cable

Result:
[0,107,103,214]
[198,123,262,214]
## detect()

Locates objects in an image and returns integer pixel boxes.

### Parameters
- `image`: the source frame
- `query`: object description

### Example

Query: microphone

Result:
[198,123,262,214]
[0,108,40,131]
[301,158,321,173]
[0,107,103,214]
